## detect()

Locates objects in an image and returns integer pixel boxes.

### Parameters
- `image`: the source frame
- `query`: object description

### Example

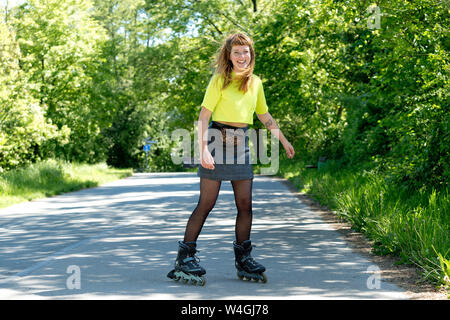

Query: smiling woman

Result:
[230,45,251,72]
[166,32,295,286]
[214,33,256,93]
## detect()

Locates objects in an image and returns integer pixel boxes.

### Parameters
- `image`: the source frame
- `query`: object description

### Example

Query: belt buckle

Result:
[220,127,244,146]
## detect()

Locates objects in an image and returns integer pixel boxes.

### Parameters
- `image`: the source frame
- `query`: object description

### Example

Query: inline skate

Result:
[167,241,206,286]
[233,240,267,283]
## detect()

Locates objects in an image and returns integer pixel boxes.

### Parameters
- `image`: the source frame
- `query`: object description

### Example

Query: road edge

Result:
[261,174,448,300]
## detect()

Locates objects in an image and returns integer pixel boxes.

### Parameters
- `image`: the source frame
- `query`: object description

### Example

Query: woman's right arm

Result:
[198,106,215,169]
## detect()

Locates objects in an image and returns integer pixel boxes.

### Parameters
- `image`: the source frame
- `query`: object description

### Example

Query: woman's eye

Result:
[233,51,249,55]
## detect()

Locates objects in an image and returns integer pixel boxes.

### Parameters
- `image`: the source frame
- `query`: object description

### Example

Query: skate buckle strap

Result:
[183,255,201,264]
[241,255,262,268]
[241,255,254,264]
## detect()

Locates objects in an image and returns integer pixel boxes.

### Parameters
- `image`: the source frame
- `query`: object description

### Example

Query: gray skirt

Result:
[197,121,253,181]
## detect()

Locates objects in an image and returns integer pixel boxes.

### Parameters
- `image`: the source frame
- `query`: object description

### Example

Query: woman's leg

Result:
[183,177,222,244]
[231,178,253,244]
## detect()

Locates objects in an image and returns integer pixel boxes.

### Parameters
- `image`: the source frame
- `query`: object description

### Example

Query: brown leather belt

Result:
[210,121,248,146]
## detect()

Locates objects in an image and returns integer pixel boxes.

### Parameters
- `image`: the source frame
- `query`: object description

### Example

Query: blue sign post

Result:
[143,139,157,171]
[143,144,151,152]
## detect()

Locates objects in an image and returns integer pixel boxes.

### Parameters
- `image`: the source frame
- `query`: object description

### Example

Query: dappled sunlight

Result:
[0,173,408,299]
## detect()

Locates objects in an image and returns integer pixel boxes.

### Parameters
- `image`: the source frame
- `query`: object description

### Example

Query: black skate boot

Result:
[167,241,206,286]
[233,240,267,283]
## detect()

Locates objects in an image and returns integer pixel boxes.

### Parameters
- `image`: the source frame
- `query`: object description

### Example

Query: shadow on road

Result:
[0,173,407,299]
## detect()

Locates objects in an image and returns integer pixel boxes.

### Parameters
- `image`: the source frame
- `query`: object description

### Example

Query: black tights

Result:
[183,177,253,245]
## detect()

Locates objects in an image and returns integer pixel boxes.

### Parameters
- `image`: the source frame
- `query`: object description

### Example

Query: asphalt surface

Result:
[0,173,409,299]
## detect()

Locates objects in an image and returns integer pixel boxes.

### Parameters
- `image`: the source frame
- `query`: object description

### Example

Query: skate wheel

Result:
[198,276,206,286]
[237,271,244,280]
[168,270,180,281]
[261,273,267,283]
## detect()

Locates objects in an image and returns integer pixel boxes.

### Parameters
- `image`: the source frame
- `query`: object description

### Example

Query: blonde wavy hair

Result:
[213,32,255,93]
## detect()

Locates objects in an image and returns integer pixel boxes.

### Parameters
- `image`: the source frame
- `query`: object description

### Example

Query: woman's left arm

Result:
[257,112,295,159]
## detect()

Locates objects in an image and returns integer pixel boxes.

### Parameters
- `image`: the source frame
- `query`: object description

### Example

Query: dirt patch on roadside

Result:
[276,177,448,300]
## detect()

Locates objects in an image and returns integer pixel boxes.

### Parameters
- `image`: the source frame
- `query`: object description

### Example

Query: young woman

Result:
[167,33,295,286]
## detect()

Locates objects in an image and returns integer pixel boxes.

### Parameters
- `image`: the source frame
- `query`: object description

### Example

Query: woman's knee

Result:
[195,198,217,215]
[235,198,252,213]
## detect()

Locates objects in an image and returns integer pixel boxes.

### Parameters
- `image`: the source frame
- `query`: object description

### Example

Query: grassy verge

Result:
[0,159,133,209]
[271,158,449,290]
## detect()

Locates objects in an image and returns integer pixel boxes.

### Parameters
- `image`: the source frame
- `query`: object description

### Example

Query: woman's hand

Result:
[257,112,295,159]
[283,141,295,159]
[201,147,215,170]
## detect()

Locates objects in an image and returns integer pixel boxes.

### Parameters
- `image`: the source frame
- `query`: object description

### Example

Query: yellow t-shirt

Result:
[201,72,268,125]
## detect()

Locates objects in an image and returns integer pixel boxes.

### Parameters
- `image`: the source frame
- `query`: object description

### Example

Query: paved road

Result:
[0,173,409,299]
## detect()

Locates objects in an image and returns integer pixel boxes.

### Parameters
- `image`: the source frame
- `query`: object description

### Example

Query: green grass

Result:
[275,157,450,290]
[0,159,133,209]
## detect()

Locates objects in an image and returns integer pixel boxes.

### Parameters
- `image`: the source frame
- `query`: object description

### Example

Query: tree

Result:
[11,0,108,163]
[0,20,58,170]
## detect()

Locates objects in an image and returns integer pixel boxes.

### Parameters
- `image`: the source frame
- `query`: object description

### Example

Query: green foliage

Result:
[280,158,449,288]
[0,22,59,171]
[2,0,447,186]
[9,0,109,164]
[0,159,132,208]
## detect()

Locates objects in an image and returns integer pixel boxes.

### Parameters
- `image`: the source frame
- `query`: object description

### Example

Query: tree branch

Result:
[217,10,251,35]
[203,14,223,35]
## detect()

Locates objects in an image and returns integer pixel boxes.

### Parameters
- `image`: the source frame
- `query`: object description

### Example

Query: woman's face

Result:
[230,45,251,72]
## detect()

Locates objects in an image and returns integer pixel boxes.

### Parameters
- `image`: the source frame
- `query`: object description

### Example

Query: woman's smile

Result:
[231,45,251,71]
